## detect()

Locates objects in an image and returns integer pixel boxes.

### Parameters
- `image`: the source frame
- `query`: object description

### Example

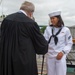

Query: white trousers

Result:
[46,55,67,75]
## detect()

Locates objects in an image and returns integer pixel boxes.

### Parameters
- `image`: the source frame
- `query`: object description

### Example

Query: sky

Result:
[0,0,75,26]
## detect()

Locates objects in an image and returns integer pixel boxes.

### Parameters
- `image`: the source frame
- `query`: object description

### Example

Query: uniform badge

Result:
[68,36,71,40]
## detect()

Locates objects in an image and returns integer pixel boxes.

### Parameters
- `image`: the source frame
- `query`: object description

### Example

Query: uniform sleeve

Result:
[43,27,49,41]
[63,28,73,54]
[27,22,48,55]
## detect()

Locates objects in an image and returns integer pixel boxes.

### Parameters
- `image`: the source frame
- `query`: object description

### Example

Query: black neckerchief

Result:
[48,25,63,45]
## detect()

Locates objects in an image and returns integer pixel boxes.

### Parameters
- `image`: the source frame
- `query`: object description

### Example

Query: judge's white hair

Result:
[20,1,35,12]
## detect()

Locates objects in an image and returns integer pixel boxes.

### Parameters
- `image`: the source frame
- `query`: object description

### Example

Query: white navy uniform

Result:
[44,25,73,75]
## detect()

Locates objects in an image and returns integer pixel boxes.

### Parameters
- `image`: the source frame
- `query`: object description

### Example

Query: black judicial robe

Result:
[0,12,48,75]
[0,27,1,50]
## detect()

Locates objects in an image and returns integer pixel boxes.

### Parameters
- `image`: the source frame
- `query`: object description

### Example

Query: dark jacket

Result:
[0,12,48,75]
[0,27,1,50]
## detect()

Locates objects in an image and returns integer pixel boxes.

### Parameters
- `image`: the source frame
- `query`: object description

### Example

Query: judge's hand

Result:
[56,52,64,60]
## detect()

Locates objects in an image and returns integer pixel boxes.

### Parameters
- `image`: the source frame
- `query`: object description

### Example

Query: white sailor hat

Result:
[48,11,61,17]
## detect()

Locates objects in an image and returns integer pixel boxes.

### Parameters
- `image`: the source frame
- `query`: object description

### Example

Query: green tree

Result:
[39,26,47,34]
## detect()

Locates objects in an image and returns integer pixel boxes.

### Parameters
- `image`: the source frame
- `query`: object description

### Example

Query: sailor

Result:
[44,11,73,75]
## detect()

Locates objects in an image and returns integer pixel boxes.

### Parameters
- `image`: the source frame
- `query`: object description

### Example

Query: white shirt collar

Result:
[19,10,34,20]
[19,10,27,16]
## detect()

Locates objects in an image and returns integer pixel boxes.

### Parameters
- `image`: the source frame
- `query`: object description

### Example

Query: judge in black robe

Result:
[0,1,48,75]
[0,26,1,50]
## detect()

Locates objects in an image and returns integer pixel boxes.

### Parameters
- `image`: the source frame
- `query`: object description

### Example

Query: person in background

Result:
[44,11,73,75]
[0,1,48,75]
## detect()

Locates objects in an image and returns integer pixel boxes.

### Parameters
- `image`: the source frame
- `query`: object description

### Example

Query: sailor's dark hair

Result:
[55,15,64,27]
